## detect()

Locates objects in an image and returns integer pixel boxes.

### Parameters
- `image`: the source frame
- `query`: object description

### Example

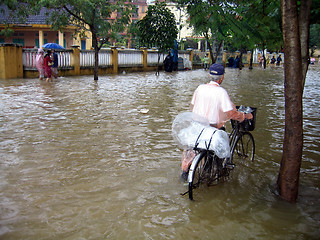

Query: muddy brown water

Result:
[0,66,319,239]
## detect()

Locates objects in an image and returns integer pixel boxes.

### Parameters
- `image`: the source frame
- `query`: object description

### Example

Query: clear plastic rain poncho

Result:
[172,112,231,158]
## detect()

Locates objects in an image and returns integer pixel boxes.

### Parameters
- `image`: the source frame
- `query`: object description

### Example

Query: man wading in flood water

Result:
[181,63,253,181]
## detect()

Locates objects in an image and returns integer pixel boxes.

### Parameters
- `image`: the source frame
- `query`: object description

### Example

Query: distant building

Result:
[0,4,78,49]
[148,0,193,41]
[109,0,148,48]
[148,0,207,50]
[0,1,148,50]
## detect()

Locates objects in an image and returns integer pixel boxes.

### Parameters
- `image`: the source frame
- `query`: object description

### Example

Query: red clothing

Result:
[44,55,52,78]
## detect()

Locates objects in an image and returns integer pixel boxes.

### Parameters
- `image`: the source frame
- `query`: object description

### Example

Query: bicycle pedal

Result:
[225,164,235,170]
[180,171,188,182]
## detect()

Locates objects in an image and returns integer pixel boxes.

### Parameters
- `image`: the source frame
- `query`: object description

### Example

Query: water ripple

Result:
[0,68,319,239]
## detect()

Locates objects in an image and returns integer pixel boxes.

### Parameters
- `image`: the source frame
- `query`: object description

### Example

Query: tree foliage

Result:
[241,0,282,52]
[310,24,320,56]
[46,0,133,80]
[310,0,320,24]
[235,0,283,69]
[309,0,320,57]
[136,2,178,52]
[135,1,178,74]
[178,0,233,63]
[178,0,273,64]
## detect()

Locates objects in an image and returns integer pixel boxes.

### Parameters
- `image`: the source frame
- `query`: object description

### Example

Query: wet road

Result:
[0,66,319,239]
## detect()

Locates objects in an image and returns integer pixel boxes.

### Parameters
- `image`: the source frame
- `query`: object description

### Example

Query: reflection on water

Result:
[0,66,319,239]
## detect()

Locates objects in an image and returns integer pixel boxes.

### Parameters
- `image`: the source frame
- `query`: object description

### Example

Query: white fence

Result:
[22,48,190,69]
[147,51,166,65]
[118,49,142,66]
[23,49,72,69]
[80,49,112,67]
[23,49,37,69]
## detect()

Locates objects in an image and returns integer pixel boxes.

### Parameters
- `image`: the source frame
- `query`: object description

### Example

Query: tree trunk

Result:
[277,0,304,203]
[90,26,99,81]
[91,29,99,81]
[94,46,99,81]
[262,43,266,69]
[299,0,312,88]
[212,40,223,64]
[205,33,214,64]
[156,52,160,75]
[207,41,214,64]
[249,49,253,70]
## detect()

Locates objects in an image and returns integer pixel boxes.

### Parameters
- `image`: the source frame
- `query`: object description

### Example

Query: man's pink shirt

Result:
[191,81,234,126]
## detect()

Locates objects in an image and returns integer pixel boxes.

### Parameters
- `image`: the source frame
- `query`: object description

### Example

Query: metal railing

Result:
[147,51,166,65]
[118,49,142,66]
[22,48,191,69]
[22,49,72,69]
[80,49,112,67]
[57,50,72,68]
[23,49,37,69]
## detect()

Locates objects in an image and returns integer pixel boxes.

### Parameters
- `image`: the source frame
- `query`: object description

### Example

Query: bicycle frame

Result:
[186,120,255,200]
[184,107,256,200]
[230,120,248,147]
[229,121,241,148]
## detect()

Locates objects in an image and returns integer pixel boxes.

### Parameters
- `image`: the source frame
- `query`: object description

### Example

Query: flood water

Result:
[0,66,319,239]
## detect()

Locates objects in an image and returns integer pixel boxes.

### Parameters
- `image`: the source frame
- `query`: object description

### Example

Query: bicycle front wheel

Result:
[231,132,255,165]
[188,151,218,200]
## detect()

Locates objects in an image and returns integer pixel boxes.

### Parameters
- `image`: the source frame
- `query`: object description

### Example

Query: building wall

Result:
[0,44,23,79]
[0,27,76,48]
[165,3,193,41]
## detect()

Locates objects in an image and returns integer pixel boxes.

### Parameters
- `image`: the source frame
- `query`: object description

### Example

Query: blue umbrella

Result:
[42,43,65,49]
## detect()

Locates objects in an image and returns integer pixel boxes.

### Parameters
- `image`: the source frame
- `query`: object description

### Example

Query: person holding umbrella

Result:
[44,50,53,82]
[42,43,65,50]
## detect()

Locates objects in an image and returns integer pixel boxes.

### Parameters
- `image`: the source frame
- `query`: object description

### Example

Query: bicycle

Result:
[185,106,257,200]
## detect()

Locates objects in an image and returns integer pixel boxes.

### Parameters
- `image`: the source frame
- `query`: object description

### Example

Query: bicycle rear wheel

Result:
[230,132,255,165]
[188,151,218,200]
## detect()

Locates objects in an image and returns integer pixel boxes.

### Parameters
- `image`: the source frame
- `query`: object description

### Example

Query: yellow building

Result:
[0,5,82,49]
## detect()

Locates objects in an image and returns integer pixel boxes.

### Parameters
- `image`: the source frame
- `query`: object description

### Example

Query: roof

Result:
[0,1,148,26]
[0,4,53,25]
